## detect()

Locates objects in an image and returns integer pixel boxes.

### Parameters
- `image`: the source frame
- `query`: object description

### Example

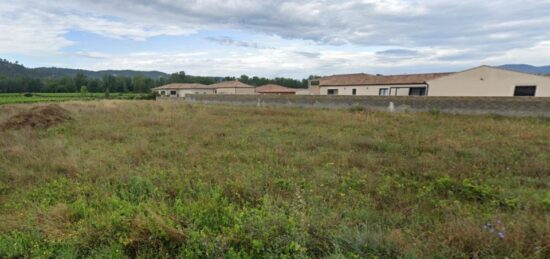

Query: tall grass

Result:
[0,101,548,257]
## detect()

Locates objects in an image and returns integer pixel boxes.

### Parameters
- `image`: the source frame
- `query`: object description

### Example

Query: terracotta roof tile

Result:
[256,84,298,93]
[152,83,214,90]
[319,72,454,86]
[210,80,254,88]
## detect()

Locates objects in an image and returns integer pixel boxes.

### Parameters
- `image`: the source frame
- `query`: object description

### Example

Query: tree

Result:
[157,77,167,87]
[80,85,88,97]
[74,73,88,92]
[115,76,128,92]
[169,71,186,83]
[132,76,154,93]
[102,74,116,92]
[87,79,101,93]
[59,76,76,92]
[239,75,249,83]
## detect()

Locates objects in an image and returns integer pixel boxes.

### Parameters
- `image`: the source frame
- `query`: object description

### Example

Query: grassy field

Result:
[0,101,548,258]
[0,93,143,105]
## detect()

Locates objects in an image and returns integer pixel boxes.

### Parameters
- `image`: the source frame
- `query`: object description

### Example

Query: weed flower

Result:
[483,220,506,240]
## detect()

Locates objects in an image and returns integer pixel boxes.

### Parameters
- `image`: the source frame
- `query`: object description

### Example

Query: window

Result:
[379,88,389,96]
[409,87,426,96]
[327,89,339,95]
[170,90,177,96]
[160,91,166,95]
[514,86,536,96]
[352,89,357,96]
[310,80,320,86]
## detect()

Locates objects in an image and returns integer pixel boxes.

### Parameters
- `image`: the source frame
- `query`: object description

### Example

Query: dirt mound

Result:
[1,104,72,130]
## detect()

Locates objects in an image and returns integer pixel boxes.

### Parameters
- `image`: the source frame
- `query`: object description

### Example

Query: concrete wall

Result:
[183,95,550,117]
[428,66,550,97]
[319,84,427,96]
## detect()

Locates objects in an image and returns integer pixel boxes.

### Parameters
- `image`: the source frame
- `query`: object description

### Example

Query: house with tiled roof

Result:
[309,66,550,97]
[309,72,452,96]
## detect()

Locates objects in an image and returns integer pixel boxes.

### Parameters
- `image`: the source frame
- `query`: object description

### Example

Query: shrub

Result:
[116,176,157,203]
[348,105,367,113]
[430,177,499,203]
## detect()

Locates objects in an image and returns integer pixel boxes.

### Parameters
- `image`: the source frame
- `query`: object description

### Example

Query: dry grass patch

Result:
[0,100,548,258]
[0,104,71,130]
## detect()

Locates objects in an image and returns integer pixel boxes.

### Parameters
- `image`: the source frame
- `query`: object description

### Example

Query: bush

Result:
[134,93,157,100]
[430,177,499,203]
[348,105,367,113]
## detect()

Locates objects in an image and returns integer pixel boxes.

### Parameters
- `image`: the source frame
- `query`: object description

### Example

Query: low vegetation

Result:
[0,101,548,258]
[0,93,153,105]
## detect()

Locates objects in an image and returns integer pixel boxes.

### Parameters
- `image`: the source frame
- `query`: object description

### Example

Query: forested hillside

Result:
[0,59,168,79]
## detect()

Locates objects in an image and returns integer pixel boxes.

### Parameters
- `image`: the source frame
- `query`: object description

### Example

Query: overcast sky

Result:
[1,0,550,78]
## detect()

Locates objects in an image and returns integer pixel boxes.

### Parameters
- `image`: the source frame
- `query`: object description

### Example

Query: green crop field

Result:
[0,93,145,105]
[0,101,548,258]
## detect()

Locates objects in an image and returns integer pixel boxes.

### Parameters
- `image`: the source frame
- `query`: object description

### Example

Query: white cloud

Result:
[0,4,72,54]
[74,51,111,59]
[0,0,195,54]
[1,0,550,75]
[79,45,481,78]
[205,36,273,49]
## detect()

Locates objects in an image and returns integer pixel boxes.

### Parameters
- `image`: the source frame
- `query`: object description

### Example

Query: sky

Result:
[1,0,550,78]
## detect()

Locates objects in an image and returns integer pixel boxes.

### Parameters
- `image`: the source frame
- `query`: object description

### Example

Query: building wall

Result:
[216,88,255,94]
[308,80,321,95]
[178,89,215,97]
[258,92,296,95]
[216,88,237,94]
[428,66,550,97]
[155,89,178,97]
[390,88,405,96]
[154,89,215,97]
[319,84,427,96]
[235,87,256,95]
[295,89,311,95]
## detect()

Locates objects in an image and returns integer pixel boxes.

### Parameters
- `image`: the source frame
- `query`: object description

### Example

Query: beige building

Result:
[295,89,312,95]
[310,73,451,96]
[310,66,550,97]
[427,66,550,97]
[210,80,256,95]
[152,83,216,97]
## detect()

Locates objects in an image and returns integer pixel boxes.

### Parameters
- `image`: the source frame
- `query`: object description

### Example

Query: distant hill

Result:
[0,59,169,79]
[498,64,550,75]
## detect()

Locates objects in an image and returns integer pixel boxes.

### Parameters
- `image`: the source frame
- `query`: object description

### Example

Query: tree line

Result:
[0,73,310,93]
[0,60,313,93]
[0,72,211,94]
